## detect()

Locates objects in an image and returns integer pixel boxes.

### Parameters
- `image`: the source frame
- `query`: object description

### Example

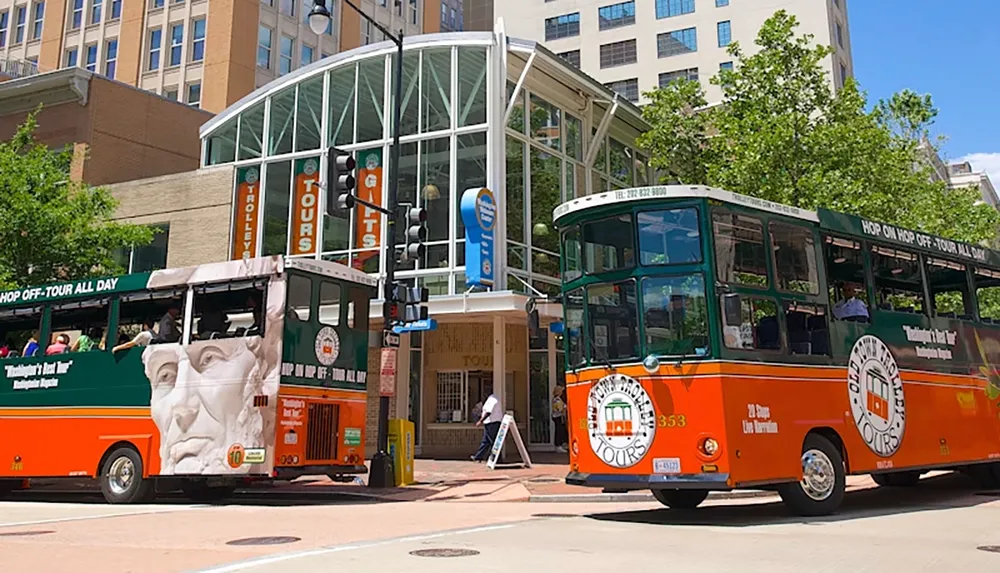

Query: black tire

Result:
[872,471,921,487]
[778,434,846,517]
[99,447,154,504]
[651,489,709,510]
[0,479,20,498]
[967,463,1000,489]
[183,482,236,503]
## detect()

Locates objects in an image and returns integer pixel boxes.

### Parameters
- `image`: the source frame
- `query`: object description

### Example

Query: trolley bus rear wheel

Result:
[778,434,846,517]
[99,447,154,505]
[872,471,921,487]
[651,489,709,510]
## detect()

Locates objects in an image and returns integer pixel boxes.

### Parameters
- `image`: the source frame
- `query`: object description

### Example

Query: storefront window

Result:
[421,137,451,243]
[391,50,420,137]
[565,114,583,162]
[356,57,385,143]
[456,131,487,263]
[507,80,525,133]
[529,147,561,255]
[262,161,291,255]
[268,87,295,156]
[530,94,561,152]
[507,136,525,247]
[295,75,323,152]
[609,138,632,186]
[328,64,356,146]
[238,102,265,160]
[529,351,550,444]
[422,48,451,132]
[206,120,236,165]
[458,46,487,126]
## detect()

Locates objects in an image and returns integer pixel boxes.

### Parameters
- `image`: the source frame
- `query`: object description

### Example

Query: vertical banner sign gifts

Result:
[354,149,383,270]
[232,166,261,260]
[290,158,322,256]
[461,187,497,287]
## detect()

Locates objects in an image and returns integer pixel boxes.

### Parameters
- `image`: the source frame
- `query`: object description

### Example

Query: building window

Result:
[840,62,848,86]
[657,27,697,58]
[0,11,9,47]
[191,18,205,62]
[605,78,638,102]
[104,38,117,78]
[257,25,272,69]
[164,87,178,100]
[90,0,102,25]
[301,43,314,66]
[659,67,698,87]
[279,34,293,75]
[169,23,183,66]
[598,0,634,31]
[187,82,201,107]
[655,0,694,19]
[716,0,728,6]
[545,12,580,41]
[440,2,445,22]
[30,1,42,40]
[361,19,371,44]
[148,28,161,70]
[449,7,456,27]
[599,39,637,68]
[65,47,77,67]
[279,0,294,17]
[85,43,97,71]
[110,0,121,19]
[836,21,844,48]
[14,6,25,44]
[118,224,170,272]
[720,61,733,71]
[558,49,580,67]
[70,0,82,28]
[153,0,164,7]
[409,0,417,25]
[717,20,731,47]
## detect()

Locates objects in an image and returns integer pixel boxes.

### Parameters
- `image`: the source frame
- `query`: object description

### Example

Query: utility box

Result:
[387,419,415,486]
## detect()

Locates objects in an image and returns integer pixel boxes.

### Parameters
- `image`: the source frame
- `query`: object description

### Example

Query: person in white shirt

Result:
[112,318,158,353]
[471,387,503,462]
[833,283,870,321]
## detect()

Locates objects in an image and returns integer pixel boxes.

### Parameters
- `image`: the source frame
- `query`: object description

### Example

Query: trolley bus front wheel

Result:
[778,433,846,517]
[651,489,709,510]
[99,446,154,505]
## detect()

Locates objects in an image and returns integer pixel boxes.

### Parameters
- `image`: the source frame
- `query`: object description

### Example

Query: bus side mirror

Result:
[724,294,742,326]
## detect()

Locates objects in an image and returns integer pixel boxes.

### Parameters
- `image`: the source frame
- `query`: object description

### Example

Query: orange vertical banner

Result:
[290,157,322,256]
[353,149,383,269]
[232,166,261,260]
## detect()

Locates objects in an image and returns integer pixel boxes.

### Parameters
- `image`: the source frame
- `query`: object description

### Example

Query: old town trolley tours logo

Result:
[587,373,656,468]
[314,326,341,366]
[848,335,906,457]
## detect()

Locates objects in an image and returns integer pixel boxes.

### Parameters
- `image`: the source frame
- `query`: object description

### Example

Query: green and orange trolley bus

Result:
[0,255,374,504]
[554,186,1000,516]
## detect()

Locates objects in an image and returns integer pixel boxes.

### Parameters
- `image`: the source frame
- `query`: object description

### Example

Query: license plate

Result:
[653,457,681,474]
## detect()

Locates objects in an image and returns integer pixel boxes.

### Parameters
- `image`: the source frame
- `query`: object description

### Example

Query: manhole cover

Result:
[0,530,54,537]
[978,546,1000,554]
[409,548,480,558]
[532,513,577,518]
[226,536,301,546]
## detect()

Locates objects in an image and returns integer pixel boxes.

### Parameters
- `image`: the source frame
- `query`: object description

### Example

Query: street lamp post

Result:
[309,0,405,489]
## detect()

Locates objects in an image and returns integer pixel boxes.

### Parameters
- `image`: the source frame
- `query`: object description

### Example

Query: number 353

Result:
[657,414,687,428]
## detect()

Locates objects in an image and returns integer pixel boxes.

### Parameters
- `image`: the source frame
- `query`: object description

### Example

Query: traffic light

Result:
[383,300,403,323]
[385,284,428,326]
[326,147,357,216]
[401,206,427,262]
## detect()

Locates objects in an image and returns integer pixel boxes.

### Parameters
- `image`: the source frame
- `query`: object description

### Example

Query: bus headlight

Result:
[642,354,660,374]
[701,437,719,456]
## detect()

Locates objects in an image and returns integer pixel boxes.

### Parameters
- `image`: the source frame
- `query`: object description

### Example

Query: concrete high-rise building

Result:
[0,0,422,113]
[485,0,853,104]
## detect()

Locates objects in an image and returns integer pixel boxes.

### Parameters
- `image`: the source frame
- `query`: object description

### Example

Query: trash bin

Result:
[387,419,415,486]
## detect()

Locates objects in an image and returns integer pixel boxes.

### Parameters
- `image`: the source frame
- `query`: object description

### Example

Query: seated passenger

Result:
[46,334,71,355]
[73,327,103,352]
[113,318,157,353]
[22,331,40,357]
[197,308,230,340]
[833,283,870,321]
[154,303,183,344]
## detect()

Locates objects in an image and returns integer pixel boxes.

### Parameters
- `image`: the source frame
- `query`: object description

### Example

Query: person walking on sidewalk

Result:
[471,386,503,462]
[551,385,568,453]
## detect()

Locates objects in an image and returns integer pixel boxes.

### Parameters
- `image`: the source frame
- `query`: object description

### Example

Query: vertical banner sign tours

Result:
[460,187,496,287]
[290,158,322,256]
[232,166,261,260]
[354,149,383,270]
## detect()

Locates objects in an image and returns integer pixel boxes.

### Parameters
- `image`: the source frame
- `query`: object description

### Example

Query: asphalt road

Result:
[2,473,1000,573]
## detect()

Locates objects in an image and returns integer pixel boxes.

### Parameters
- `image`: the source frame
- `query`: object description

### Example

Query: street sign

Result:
[382,330,400,348]
[392,318,438,334]
[379,347,397,397]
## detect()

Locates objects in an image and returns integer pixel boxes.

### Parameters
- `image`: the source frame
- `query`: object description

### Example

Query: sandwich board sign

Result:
[486,413,532,469]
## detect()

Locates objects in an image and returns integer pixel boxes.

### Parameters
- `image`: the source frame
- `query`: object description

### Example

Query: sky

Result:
[848,0,1000,181]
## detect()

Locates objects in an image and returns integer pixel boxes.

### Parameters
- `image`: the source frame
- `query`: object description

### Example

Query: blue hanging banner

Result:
[461,187,497,287]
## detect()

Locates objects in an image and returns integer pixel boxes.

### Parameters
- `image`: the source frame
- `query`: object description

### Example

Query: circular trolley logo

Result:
[848,335,906,457]
[587,374,656,468]
[303,158,318,176]
[314,326,341,366]
[244,167,259,185]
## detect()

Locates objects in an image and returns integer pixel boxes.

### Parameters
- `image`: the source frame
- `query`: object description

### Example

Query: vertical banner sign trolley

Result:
[460,187,496,287]
[486,414,533,470]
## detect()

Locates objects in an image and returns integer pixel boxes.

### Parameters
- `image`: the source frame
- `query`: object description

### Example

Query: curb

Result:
[528,489,778,503]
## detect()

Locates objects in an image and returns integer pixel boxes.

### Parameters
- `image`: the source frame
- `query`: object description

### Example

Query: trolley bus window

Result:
[582,215,634,274]
[586,281,639,362]
[825,236,870,322]
[871,246,925,314]
[975,268,1000,323]
[721,295,781,351]
[712,211,768,287]
[925,258,972,319]
[565,288,585,365]
[769,222,819,294]
[347,285,369,329]
[191,280,266,340]
[637,208,701,266]
[0,306,43,358]
[287,275,312,321]
[641,275,708,357]
[784,301,830,356]
[562,226,583,282]
[318,281,342,326]
[118,289,186,346]
[50,298,111,352]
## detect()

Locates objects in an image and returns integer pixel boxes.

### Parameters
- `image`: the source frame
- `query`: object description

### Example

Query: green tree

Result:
[636,10,1000,246]
[0,111,154,290]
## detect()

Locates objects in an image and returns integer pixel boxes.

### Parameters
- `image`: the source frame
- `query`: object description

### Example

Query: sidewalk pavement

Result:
[273,454,885,504]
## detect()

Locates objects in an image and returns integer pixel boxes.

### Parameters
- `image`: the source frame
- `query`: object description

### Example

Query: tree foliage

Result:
[636,10,1000,246]
[0,111,154,290]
